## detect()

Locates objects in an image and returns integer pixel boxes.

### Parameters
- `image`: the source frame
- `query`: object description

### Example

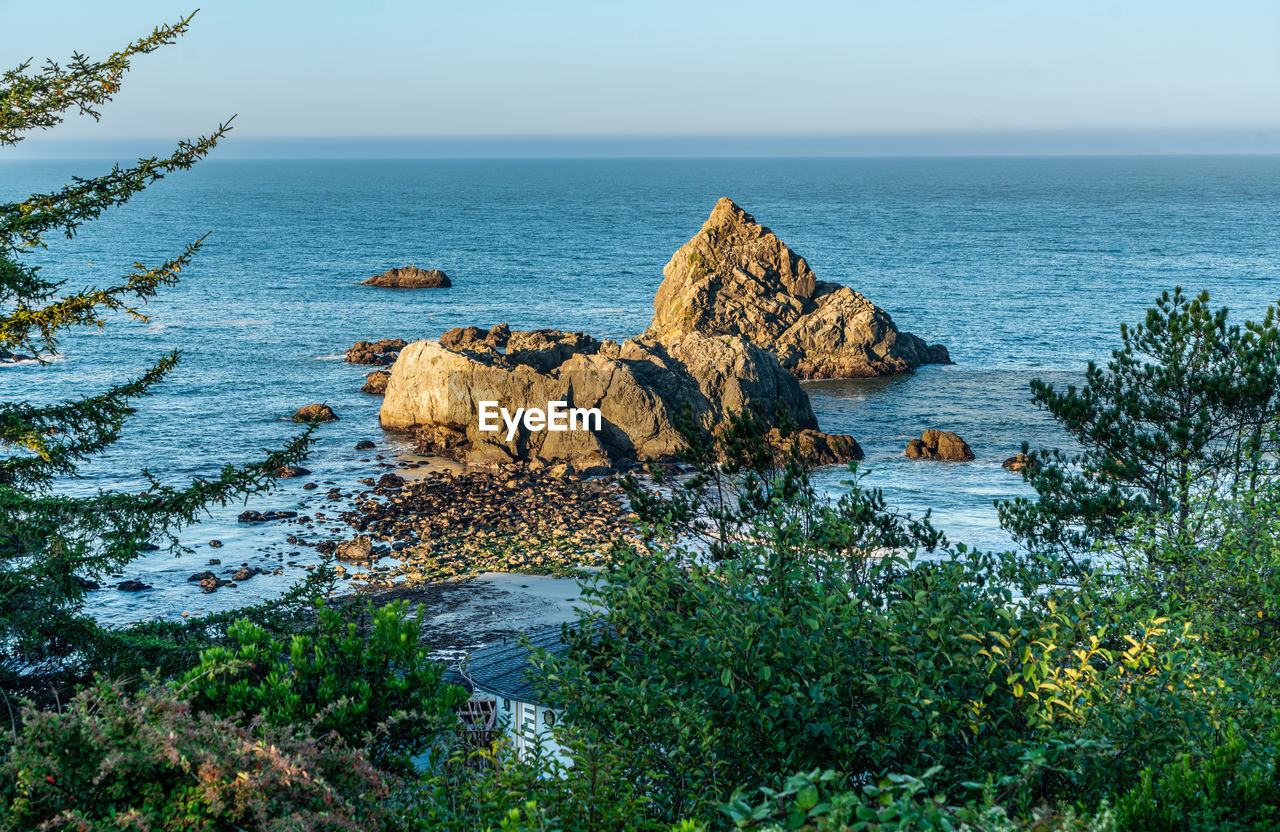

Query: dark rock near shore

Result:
[116,580,152,592]
[0,348,35,363]
[74,576,100,590]
[274,464,311,478]
[362,266,451,289]
[238,509,299,523]
[905,430,975,461]
[355,439,376,450]
[648,198,949,379]
[209,539,223,548]
[345,339,407,365]
[377,473,405,489]
[361,370,390,395]
[293,403,338,422]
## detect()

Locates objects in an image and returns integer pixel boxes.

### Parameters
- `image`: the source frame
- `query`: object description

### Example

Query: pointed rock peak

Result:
[707,196,757,228]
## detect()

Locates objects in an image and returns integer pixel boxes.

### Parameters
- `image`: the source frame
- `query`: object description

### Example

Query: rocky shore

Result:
[330,464,639,586]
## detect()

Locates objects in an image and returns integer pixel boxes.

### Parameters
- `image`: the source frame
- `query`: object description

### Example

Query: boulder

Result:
[362,266,451,288]
[648,198,949,379]
[293,403,338,422]
[345,338,407,365]
[770,428,864,465]
[905,430,974,461]
[335,535,374,563]
[381,328,858,472]
[362,370,390,395]
[273,464,310,478]
[1003,453,1032,473]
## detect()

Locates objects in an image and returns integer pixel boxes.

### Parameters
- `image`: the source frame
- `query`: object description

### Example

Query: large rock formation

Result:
[379,327,861,473]
[648,198,949,379]
[362,266,451,288]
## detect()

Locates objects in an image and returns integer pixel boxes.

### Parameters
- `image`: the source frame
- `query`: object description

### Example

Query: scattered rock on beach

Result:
[648,198,950,379]
[362,266,451,289]
[905,430,975,461]
[335,536,374,563]
[293,403,338,422]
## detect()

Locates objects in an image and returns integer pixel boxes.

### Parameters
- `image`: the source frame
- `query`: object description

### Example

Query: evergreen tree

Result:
[0,15,313,698]
[998,287,1280,564]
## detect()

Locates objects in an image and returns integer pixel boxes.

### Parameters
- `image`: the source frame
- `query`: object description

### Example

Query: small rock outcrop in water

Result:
[345,338,407,366]
[1003,453,1032,473]
[905,430,975,461]
[648,198,950,379]
[362,370,390,395]
[379,327,861,473]
[293,403,338,422]
[362,266,451,288]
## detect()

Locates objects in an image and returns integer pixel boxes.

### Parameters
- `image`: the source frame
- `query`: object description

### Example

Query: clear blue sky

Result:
[3,0,1278,155]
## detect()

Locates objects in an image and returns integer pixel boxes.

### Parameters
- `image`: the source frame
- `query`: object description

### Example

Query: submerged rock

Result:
[362,266,451,288]
[648,198,949,379]
[905,430,975,461]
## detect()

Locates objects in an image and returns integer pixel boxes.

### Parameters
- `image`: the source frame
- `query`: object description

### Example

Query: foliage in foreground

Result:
[0,680,399,832]
[180,599,468,774]
[0,13,315,701]
[536,408,1237,824]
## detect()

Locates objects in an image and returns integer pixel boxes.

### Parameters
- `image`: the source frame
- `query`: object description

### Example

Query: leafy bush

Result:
[179,599,467,772]
[1114,731,1280,832]
[0,680,397,831]
[416,726,661,832]
[534,412,1226,823]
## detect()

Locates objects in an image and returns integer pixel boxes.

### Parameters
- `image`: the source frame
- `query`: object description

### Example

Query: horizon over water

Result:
[3,155,1278,626]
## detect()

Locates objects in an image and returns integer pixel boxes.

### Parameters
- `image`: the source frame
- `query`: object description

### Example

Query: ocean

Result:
[3,155,1278,625]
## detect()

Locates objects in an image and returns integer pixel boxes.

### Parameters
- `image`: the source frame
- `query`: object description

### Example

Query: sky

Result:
[2,0,1279,157]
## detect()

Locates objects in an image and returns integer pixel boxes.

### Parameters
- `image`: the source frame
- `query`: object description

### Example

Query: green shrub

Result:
[1114,730,1280,832]
[531,417,1222,824]
[179,599,467,772]
[0,680,397,831]
[416,726,661,831]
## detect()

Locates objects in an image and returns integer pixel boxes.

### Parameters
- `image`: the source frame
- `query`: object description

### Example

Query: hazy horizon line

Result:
[5,128,1278,161]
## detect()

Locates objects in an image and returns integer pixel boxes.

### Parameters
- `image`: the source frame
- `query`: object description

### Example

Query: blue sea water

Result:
[3,155,1278,624]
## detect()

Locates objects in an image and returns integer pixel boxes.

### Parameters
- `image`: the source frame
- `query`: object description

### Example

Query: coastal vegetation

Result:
[5,17,1280,832]
[0,15,319,702]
